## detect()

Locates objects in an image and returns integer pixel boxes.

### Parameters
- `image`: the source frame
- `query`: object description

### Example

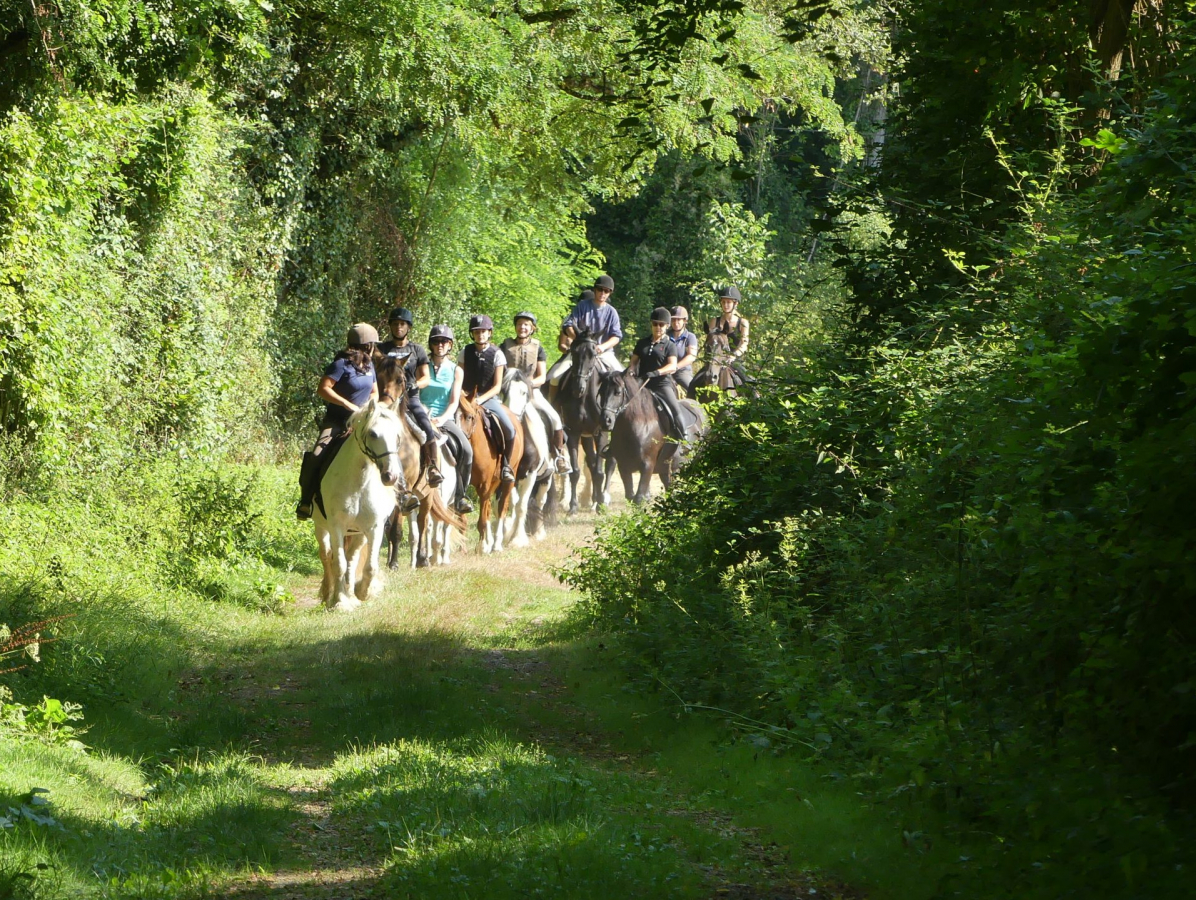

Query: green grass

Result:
[0,462,948,899]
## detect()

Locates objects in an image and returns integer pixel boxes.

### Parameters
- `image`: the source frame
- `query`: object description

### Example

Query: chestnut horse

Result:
[374,356,467,567]
[597,371,707,504]
[457,393,524,553]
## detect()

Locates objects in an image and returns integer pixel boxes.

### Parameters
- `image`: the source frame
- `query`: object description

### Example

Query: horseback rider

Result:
[459,314,517,484]
[628,307,688,442]
[499,312,573,475]
[419,324,476,514]
[667,306,699,393]
[296,323,381,521]
[705,285,750,378]
[378,306,444,490]
[546,275,625,396]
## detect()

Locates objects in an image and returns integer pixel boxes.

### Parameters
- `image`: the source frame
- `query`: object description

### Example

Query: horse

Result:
[597,372,707,505]
[405,439,458,568]
[552,329,615,513]
[312,399,401,611]
[374,356,468,569]
[690,331,748,404]
[457,393,524,553]
[501,371,553,548]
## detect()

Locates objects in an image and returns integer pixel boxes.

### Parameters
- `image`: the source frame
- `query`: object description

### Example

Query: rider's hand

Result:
[644,370,659,379]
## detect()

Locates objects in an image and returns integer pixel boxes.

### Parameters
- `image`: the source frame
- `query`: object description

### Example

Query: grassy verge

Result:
[0,462,945,899]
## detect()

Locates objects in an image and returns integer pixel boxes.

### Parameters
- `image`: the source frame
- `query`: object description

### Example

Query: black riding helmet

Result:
[718,285,742,303]
[469,313,494,332]
[389,306,415,324]
[514,310,538,328]
[428,324,455,344]
[594,274,614,292]
[650,307,672,325]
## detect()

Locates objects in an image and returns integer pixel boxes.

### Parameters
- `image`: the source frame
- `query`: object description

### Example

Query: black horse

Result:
[552,329,616,513]
[597,371,706,505]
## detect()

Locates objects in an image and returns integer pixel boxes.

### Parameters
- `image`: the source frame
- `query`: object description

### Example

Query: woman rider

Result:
[705,285,750,378]
[628,307,687,442]
[459,314,517,484]
[296,323,380,521]
[419,324,475,514]
[667,306,699,393]
[499,311,572,475]
[378,306,443,489]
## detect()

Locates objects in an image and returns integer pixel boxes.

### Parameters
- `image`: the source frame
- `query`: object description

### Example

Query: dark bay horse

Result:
[457,393,524,553]
[690,331,748,405]
[552,329,615,513]
[597,372,706,505]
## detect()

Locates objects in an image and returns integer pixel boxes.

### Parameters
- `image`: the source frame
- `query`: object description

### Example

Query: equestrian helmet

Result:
[718,285,742,303]
[650,306,672,324]
[594,274,615,292]
[428,324,455,344]
[514,310,538,328]
[468,313,495,332]
[388,306,414,324]
[670,306,689,320]
[347,322,380,346]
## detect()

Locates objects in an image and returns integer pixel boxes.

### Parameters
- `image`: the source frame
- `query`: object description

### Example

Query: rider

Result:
[628,307,687,442]
[378,306,443,489]
[667,306,699,393]
[499,312,573,475]
[546,275,624,396]
[459,314,517,484]
[705,285,750,378]
[296,323,380,520]
[419,324,476,514]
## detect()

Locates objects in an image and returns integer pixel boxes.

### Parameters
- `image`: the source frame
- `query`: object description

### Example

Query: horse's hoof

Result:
[416,556,430,568]
[333,596,361,612]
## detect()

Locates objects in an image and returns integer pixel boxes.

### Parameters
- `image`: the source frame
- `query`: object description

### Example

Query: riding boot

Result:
[452,440,474,513]
[421,442,444,487]
[501,452,516,484]
[394,468,420,514]
[552,429,572,475]
[295,451,319,520]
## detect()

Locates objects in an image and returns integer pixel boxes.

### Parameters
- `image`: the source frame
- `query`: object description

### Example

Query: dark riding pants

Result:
[438,420,474,498]
[408,394,436,445]
[647,377,687,440]
[674,367,694,391]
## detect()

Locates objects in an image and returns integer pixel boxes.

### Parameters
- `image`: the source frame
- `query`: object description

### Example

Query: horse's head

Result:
[457,392,480,439]
[502,369,530,419]
[374,355,406,409]
[565,329,600,400]
[706,331,732,370]
[351,399,401,487]
[596,370,633,432]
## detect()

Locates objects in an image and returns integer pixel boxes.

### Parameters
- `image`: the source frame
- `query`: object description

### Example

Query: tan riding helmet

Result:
[347,323,380,346]
[670,306,689,321]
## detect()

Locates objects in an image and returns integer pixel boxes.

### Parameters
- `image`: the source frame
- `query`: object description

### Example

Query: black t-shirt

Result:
[379,340,429,396]
[633,335,675,379]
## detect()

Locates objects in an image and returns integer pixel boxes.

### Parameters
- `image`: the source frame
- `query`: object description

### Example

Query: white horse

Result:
[502,373,552,549]
[407,437,457,568]
[313,400,401,611]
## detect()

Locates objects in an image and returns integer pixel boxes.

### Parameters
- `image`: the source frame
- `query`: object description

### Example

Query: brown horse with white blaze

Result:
[457,393,524,553]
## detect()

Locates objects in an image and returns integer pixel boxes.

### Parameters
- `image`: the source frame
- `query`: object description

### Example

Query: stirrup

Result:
[426,466,444,487]
[295,501,312,521]
[554,453,572,475]
[398,491,420,513]
[454,496,474,514]
[501,464,516,484]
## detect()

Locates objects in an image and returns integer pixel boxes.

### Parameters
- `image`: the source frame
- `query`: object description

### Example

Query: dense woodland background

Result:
[1,1,1193,897]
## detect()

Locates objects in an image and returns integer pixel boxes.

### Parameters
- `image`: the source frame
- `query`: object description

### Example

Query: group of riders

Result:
[295,274,750,521]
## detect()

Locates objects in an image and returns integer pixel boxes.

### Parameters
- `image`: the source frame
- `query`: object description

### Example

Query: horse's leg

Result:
[330,527,359,610]
[479,491,493,553]
[509,476,533,549]
[407,508,420,569]
[581,437,601,511]
[566,436,581,514]
[384,509,397,570]
[635,452,657,505]
[621,457,636,502]
[599,437,615,508]
[542,471,560,528]
[316,525,335,607]
[356,526,385,603]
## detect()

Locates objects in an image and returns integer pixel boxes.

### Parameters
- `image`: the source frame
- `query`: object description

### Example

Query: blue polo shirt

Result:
[562,299,623,342]
[323,356,375,423]
[669,328,698,371]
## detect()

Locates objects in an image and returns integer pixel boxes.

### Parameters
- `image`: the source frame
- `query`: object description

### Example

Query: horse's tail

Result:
[427,489,468,534]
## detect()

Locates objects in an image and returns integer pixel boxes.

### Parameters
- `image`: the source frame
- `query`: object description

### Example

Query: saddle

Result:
[313,429,351,519]
[649,394,698,439]
[479,406,505,452]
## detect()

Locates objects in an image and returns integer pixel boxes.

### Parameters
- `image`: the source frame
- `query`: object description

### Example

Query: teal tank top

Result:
[421,360,457,417]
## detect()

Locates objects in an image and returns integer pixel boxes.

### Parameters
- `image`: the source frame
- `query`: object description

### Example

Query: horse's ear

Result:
[363,398,376,416]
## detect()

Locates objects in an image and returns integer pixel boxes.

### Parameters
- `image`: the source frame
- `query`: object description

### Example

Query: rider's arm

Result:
[414,362,431,390]
[655,353,679,377]
[558,326,575,352]
[597,334,620,354]
[676,337,698,370]
[318,376,359,412]
[476,363,504,405]
[628,353,640,373]
[531,359,547,389]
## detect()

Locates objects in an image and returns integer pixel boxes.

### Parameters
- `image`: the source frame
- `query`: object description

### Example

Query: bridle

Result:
[600,371,648,426]
[568,335,599,399]
[355,410,399,470]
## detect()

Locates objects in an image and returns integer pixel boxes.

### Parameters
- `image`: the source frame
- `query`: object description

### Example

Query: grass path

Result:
[2,500,936,899]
